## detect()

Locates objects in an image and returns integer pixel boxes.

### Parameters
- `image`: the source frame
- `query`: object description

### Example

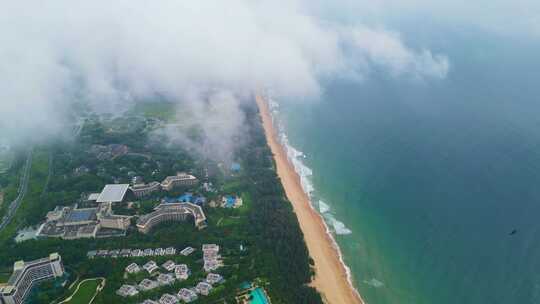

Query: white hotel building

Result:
[0,253,64,304]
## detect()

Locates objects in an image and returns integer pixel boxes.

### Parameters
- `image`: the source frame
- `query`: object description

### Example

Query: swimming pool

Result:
[250,288,270,304]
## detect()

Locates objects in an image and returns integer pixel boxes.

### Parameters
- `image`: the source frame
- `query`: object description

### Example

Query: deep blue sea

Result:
[275,20,540,304]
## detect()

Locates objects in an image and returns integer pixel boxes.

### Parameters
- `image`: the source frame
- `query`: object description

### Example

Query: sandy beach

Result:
[256,95,364,304]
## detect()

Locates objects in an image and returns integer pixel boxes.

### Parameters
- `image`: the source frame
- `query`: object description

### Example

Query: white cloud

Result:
[0,0,450,149]
[347,27,449,79]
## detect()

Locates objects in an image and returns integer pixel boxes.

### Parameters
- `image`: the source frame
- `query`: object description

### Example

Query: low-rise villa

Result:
[125,263,140,274]
[177,288,197,303]
[138,278,159,291]
[159,293,179,304]
[196,282,212,296]
[116,284,139,297]
[157,273,175,286]
[143,261,158,274]
[174,264,190,280]
[206,273,224,285]
[162,260,176,272]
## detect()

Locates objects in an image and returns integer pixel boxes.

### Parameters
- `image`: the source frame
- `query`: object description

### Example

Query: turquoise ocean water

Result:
[273,20,540,304]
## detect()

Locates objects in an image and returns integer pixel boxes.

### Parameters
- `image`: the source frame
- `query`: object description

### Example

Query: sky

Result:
[1,0,535,154]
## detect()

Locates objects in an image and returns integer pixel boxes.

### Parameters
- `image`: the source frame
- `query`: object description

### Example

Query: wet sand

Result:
[256,95,364,304]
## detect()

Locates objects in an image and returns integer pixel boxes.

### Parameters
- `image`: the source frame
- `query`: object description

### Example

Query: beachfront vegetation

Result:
[0,101,322,303]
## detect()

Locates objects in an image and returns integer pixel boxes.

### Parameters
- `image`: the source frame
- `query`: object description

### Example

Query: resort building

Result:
[180,247,195,256]
[125,263,141,274]
[120,249,132,257]
[142,300,158,304]
[202,244,222,272]
[155,248,165,256]
[37,202,130,240]
[130,182,161,198]
[157,273,175,286]
[195,282,212,296]
[138,279,158,291]
[96,184,130,204]
[202,244,219,252]
[136,202,206,233]
[164,247,176,255]
[0,253,64,304]
[143,249,154,256]
[162,260,176,272]
[131,249,143,257]
[116,284,139,297]
[159,293,179,304]
[160,173,198,191]
[177,288,198,303]
[143,261,158,274]
[206,273,224,285]
[174,264,190,280]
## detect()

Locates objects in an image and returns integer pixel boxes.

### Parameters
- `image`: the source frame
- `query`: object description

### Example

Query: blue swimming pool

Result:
[250,288,270,304]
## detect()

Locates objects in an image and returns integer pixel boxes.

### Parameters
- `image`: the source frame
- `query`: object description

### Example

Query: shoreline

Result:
[256,95,364,304]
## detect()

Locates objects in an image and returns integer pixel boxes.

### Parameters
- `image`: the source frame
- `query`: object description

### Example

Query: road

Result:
[0,149,33,231]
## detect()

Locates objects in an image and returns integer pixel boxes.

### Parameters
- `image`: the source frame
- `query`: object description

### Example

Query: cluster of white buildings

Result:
[87,246,195,259]
[202,244,222,272]
[123,260,192,283]
[120,271,223,303]
[118,256,224,303]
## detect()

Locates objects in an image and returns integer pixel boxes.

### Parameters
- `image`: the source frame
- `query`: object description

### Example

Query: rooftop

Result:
[65,208,97,222]
[97,184,129,203]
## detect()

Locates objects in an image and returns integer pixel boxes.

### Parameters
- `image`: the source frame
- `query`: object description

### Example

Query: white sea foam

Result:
[364,278,384,288]
[324,213,353,235]
[264,94,363,302]
[319,200,331,213]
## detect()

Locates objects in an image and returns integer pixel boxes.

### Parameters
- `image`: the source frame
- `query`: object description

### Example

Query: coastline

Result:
[256,95,364,304]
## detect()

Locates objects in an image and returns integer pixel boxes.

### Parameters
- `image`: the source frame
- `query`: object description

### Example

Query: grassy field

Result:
[63,278,102,304]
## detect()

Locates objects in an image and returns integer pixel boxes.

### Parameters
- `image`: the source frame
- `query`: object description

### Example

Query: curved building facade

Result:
[136,203,206,233]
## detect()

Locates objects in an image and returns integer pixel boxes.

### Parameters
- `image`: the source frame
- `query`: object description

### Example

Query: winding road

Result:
[0,149,33,231]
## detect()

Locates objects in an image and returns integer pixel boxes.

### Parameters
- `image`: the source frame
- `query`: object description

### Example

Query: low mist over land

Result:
[0,0,452,152]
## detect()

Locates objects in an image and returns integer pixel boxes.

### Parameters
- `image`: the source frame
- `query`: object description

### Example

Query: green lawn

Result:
[64,279,101,304]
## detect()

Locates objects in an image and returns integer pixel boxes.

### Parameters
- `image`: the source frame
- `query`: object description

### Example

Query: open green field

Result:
[63,278,102,304]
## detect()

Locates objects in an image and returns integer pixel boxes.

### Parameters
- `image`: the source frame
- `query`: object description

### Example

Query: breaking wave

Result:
[323,213,353,235]
[364,278,384,288]
[319,200,331,213]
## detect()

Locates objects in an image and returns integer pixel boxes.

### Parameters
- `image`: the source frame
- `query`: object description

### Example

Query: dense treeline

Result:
[241,105,323,304]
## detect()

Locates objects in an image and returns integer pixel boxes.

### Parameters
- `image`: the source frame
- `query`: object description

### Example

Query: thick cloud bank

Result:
[0,0,449,150]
